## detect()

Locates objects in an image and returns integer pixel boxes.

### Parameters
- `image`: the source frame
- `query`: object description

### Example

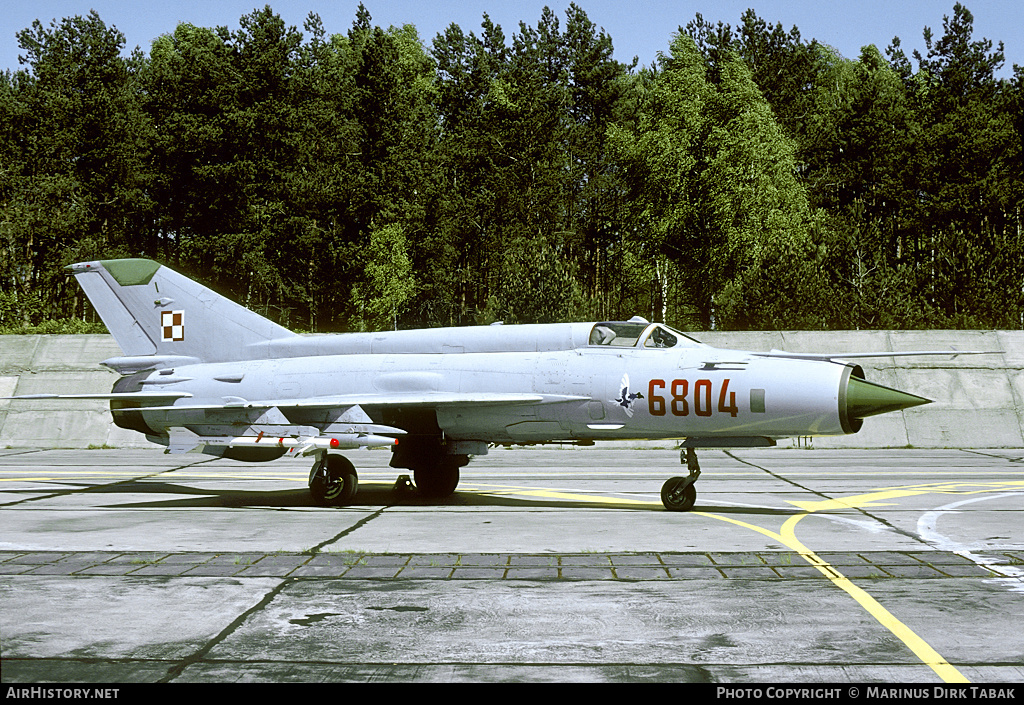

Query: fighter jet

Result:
[8,258,956,511]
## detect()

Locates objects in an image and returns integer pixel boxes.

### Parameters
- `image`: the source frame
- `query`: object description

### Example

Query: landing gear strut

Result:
[308,452,358,506]
[661,446,701,511]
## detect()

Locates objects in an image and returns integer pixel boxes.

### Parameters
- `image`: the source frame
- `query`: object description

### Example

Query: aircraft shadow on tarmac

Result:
[22,478,801,516]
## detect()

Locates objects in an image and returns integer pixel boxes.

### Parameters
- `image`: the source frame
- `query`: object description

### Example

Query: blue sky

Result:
[2,1,1021,76]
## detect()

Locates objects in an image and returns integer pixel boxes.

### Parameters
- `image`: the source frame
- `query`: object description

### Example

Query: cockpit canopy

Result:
[588,319,703,349]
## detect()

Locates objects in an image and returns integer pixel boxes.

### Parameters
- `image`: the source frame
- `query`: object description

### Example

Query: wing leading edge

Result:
[30,391,587,457]
[136,391,563,412]
[756,349,999,361]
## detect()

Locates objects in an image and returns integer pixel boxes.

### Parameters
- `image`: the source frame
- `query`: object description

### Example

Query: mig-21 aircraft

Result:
[7,258,959,511]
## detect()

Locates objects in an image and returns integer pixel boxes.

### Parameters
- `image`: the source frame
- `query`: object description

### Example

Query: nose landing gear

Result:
[661,446,701,511]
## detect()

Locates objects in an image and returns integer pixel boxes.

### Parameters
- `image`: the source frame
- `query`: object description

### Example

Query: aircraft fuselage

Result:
[115,346,857,448]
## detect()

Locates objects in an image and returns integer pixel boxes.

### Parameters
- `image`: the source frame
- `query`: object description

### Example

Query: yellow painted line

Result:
[470,482,657,505]
[780,550,966,682]
[705,480,1021,682]
[790,481,1024,512]
[789,489,936,512]
[883,480,1024,492]
[493,488,654,506]
[696,509,968,683]
[0,471,156,476]
[470,471,1024,476]
[469,481,1023,683]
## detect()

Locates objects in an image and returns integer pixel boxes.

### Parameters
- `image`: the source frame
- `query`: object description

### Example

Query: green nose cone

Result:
[846,377,931,419]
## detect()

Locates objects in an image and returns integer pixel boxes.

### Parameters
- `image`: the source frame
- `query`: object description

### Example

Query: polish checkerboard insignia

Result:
[161,310,184,342]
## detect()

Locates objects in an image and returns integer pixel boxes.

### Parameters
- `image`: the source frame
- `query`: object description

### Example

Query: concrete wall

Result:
[698,330,1023,448]
[0,335,140,448]
[1,331,1021,449]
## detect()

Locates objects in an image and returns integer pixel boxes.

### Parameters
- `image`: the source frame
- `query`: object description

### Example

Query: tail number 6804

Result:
[648,378,738,417]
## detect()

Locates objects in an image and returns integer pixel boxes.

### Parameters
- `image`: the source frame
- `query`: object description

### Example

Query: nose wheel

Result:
[661,447,700,511]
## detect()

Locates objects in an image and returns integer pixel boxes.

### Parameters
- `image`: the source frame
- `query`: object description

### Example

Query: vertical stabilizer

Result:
[67,259,297,363]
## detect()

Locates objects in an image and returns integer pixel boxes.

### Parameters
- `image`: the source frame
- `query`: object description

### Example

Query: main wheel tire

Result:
[309,454,359,506]
[414,457,460,498]
[661,476,697,512]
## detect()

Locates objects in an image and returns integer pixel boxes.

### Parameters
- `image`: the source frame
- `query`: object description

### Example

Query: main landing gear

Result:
[391,435,466,499]
[308,452,359,506]
[661,447,701,512]
[307,437,467,506]
[412,455,464,498]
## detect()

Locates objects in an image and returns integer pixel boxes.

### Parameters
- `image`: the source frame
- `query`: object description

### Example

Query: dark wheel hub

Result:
[661,476,697,512]
[309,454,358,506]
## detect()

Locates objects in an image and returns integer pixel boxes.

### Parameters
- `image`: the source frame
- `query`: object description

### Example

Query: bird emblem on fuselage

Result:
[614,373,644,417]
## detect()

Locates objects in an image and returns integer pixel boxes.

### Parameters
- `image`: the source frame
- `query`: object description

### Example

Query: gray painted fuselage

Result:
[132,344,850,447]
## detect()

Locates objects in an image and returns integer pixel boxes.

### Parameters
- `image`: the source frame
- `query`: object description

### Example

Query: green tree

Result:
[354,222,416,330]
[609,35,821,329]
[427,5,636,326]
[492,233,584,324]
[685,10,826,151]
[4,3,1020,334]
[145,23,245,259]
[795,45,928,328]
[344,14,439,330]
[903,3,1022,326]
[559,3,638,320]
[428,13,537,326]
[2,11,152,326]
